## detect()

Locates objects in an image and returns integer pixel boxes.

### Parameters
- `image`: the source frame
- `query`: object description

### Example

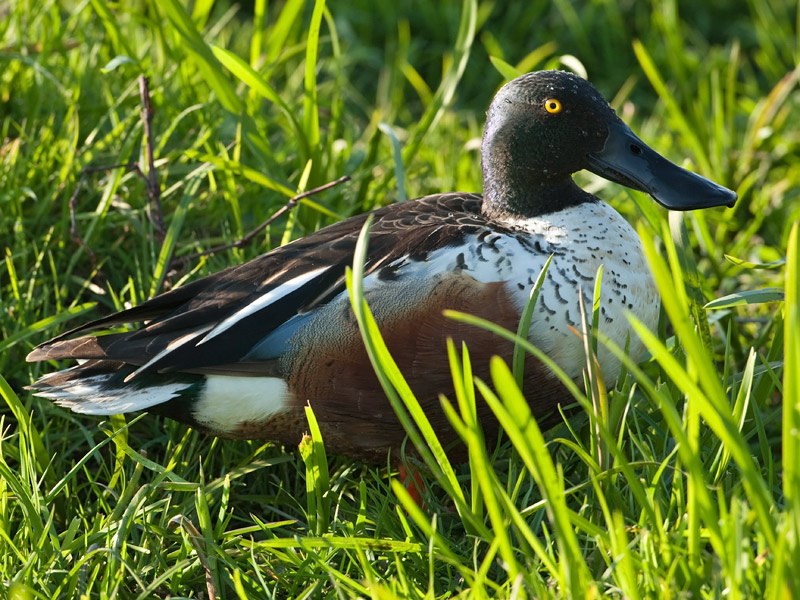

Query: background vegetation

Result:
[1,0,798,597]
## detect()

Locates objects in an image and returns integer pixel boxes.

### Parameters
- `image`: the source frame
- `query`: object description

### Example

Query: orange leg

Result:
[397,463,426,509]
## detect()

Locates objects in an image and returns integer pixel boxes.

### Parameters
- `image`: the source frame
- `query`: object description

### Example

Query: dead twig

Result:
[138,75,166,239]
[170,174,351,269]
[69,76,165,264]
[69,76,349,296]
[168,515,218,600]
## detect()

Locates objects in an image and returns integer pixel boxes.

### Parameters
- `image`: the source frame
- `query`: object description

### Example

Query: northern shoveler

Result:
[27,70,736,462]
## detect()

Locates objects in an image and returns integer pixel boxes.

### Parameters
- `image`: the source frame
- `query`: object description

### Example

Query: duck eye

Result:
[544,98,562,114]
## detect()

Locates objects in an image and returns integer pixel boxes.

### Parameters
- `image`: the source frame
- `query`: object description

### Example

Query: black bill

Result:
[587,120,737,210]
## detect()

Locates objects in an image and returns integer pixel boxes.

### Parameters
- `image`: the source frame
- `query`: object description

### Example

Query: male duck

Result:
[27,70,736,462]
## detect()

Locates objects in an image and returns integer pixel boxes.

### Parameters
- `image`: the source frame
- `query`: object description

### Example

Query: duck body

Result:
[27,71,736,461]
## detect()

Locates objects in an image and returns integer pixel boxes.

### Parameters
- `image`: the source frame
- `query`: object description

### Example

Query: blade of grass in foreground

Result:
[300,406,331,536]
[442,340,483,516]
[512,254,552,389]
[483,357,591,597]
[346,216,489,537]
[636,224,777,550]
[669,212,714,352]
[445,302,673,585]
[782,222,800,597]
[437,355,522,582]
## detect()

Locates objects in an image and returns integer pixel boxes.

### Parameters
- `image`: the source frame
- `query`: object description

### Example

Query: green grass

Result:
[1,0,798,597]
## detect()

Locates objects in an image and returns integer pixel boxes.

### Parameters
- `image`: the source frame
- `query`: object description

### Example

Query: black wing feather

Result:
[27,193,487,374]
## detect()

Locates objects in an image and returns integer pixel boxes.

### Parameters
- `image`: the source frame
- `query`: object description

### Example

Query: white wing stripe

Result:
[124,324,214,382]
[198,267,329,345]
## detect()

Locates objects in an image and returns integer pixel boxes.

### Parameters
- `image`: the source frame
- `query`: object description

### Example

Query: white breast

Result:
[430,201,659,382]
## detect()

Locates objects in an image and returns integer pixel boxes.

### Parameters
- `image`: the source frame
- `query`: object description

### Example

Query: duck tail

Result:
[27,360,200,415]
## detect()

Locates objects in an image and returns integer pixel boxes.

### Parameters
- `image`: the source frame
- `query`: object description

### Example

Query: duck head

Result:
[481,70,737,219]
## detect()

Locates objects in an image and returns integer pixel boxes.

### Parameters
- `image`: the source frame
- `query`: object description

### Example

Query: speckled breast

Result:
[440,200,660,382]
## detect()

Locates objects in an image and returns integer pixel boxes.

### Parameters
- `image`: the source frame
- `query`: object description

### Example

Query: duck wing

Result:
[27,193,486,378]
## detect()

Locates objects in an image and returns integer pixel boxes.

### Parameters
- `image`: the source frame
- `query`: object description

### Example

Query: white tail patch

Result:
[33,372,194,415]
[191,375,290,433]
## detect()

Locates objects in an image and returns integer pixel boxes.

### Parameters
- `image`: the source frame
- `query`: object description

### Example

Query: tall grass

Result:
[2,0,798,597]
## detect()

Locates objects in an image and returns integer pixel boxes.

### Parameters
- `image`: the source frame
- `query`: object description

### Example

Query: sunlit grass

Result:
[2,0,797,597]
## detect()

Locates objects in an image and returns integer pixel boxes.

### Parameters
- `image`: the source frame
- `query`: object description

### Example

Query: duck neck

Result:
[479,124,597,220]
[480,163,595,221]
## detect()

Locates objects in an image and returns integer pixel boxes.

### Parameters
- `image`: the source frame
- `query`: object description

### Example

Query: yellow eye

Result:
[544,98,562,114]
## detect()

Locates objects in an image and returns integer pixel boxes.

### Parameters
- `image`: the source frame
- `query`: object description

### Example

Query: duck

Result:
[26,70,737,463]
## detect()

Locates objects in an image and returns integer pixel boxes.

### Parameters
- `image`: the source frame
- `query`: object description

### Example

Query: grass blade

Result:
[377,123,407,202]
[512,254,552,388]
[303,0,326,150]
[782,222,800,594]
[157,0,242,115]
